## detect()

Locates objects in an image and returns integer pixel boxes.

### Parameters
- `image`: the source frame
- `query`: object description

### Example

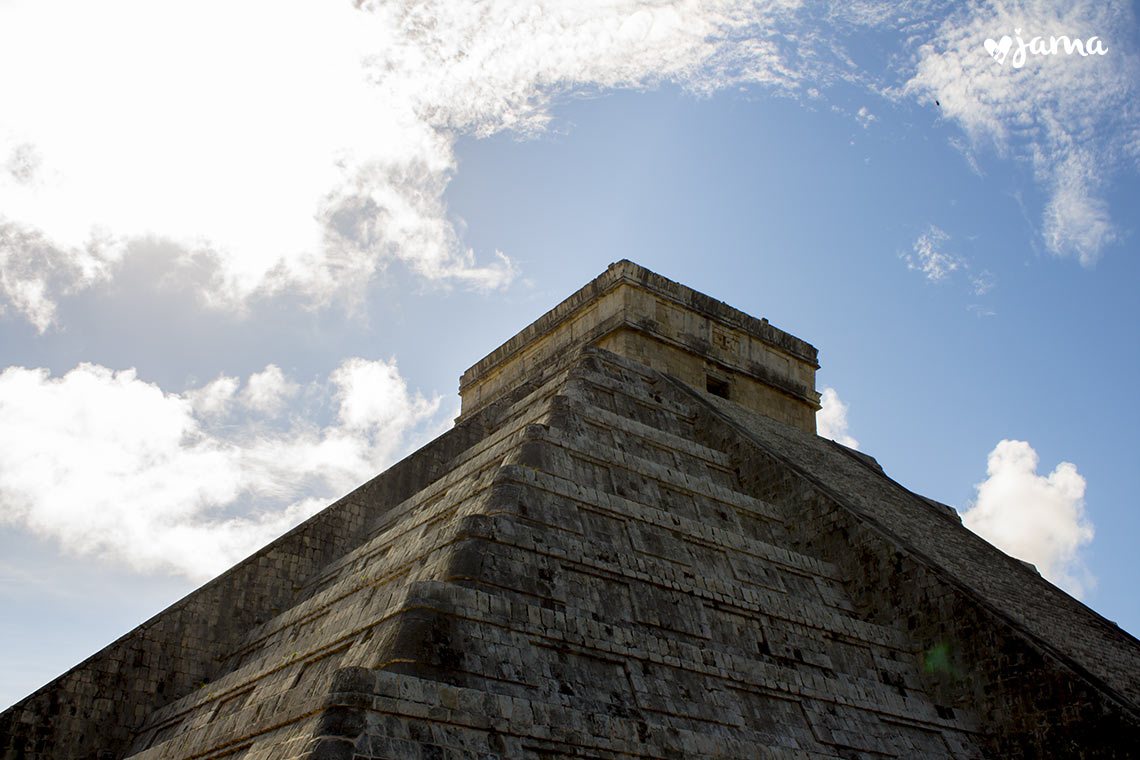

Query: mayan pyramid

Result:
[2,260,1138,759]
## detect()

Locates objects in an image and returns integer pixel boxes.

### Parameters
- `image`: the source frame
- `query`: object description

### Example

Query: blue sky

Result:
[1,1,1138,710]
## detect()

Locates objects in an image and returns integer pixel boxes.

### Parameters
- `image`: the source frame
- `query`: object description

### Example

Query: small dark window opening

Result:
[706,376,729,399]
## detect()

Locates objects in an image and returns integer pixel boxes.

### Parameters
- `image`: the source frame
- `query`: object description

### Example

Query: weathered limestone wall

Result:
[458,259,820,432]
[595,327,815,431]
[120,349,993,759]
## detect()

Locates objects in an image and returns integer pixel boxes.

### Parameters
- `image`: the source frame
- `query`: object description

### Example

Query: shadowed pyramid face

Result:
[99,349,987,759]
[4,264,1139,760]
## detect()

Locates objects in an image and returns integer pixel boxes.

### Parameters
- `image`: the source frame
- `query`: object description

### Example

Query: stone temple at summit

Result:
[2,260,1138,758]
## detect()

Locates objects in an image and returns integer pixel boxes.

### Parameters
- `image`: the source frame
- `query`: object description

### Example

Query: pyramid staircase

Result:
[116,349,998,759]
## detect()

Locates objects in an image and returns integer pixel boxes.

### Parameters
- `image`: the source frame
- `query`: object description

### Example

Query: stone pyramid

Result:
[3,261,1138,759]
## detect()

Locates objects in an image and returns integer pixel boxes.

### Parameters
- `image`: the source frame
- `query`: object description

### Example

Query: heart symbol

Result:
[984,36,1012,64]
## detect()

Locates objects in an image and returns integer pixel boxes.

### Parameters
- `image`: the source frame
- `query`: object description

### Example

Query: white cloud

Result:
[970,269,996,296]
[332,357,438,434]
[967,303,996,318]
[1043,149,1118,265]
[185,375,240,418]
[948,136,985,177]
[241,364,299,416]
[856,105,877,128]
[906,1,1139,263]
[902,225,998,311]
[0,0,823,330]
[817,387,859,449]
[962,439,1095,598]
[903,224,962,281]
[0,222,120,332]
[0,359,447,580]
[3,1,1132,330]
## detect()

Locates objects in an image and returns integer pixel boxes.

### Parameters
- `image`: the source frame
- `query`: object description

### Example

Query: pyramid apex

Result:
[459,261,821,431]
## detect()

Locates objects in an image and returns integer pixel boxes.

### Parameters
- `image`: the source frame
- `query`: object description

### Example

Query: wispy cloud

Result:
[1042,149,1119,264]
[856,105,878,129]
[905,1,1139,264]
[902,224,962,281]
[970,269,996,296]
[948,136,985,178]
[962,439,1094,598]
[0,222,120,332]
[817,387,859,449]
[967,303,996,318]
[901,224,997,313]
[0,358,450,579]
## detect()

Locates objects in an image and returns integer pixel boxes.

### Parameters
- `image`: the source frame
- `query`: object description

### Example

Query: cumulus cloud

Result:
[906,1,1139,263]
[332,358,439,433]
[0,359,448,580]
[962,439,1094,598]
[817,387,859,449]
[0,222,120,332]
[0,0,831,330]
[241,364,300,416]
[3,1,1133,330]
[185,375,240,418]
